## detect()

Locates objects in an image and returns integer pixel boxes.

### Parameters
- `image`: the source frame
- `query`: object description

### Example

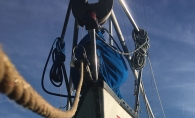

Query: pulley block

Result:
[72,0,114,27]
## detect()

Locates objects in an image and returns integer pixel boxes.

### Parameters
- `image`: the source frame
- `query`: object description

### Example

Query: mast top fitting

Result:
[72,0,113,28]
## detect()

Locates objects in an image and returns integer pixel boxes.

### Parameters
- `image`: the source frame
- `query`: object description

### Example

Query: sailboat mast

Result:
[118,0,139,32]
[89,29,99,81]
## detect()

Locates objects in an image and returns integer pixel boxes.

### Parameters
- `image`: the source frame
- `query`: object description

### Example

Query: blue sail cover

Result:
[72,31,128,99]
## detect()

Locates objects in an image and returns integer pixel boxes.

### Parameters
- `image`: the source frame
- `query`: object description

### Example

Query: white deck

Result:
[74,81,137,118]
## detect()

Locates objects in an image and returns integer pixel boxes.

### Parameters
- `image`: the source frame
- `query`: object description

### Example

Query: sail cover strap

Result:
[72,31,128,99]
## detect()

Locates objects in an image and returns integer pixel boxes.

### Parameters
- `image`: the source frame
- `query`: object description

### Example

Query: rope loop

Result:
[131,28,150,70]
[50,38,66,87]
[41,37,73,99]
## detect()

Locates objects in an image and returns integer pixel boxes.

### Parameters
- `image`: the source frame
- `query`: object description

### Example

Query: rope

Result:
[142,0,147,31]
[96,28,149,70]
[0,48,84,118]
[148,55,166,118]
[131,28,149,70]
[150,68,156,117]
[96,29,148,56]
[50,38,66,87]
[42,38,74,99]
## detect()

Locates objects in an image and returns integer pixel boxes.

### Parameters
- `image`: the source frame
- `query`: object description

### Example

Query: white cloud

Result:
[174,90,195,116]
[170,62,195,72]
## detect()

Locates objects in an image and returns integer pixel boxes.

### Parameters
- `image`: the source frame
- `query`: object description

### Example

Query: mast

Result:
[118,0,139,32]
[89,29,98,81]
[0,0,157,117]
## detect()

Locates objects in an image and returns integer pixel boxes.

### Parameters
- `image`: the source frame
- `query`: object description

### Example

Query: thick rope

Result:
[0,48,84,118]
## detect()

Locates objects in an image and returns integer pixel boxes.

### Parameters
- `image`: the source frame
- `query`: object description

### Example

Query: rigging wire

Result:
[142,0,147,31]
[147,55,166,118]
[133,0,141,27]
[59,87,67,109]
[100,27,123,52]
[140,1,157,117]
[150,67,156,117]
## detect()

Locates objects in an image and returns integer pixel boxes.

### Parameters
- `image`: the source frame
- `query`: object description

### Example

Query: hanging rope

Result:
[42,38,73,102]
[131,28,149,70]
[148,55,166,118]
[0,48,84,118]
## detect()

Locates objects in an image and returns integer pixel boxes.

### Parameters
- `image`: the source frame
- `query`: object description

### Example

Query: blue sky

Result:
[0,0,195,118]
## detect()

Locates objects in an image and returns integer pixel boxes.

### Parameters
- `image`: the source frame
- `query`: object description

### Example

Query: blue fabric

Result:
[72,31,128,99]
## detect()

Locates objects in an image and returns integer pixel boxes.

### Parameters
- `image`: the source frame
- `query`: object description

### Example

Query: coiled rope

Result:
[97,28,149,70]
[0,48,84,118]
[131,28,150,70]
